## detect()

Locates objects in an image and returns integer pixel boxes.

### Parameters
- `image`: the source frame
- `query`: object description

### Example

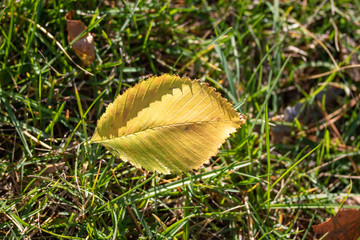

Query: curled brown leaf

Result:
[65,10,95,66]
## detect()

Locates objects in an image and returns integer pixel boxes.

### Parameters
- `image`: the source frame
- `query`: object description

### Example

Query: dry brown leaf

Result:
[313,209,360,240]
[65,10,95,66]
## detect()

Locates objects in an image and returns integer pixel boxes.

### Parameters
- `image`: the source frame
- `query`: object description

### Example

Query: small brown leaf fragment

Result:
[43,162,66,174]
[313,209,360,240]
[65,10,95,66]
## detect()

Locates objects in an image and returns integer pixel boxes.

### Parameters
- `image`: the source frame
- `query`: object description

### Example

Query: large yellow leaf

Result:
[91,74,246,174]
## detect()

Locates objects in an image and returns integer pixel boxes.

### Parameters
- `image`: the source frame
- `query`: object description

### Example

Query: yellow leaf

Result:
[91,74,246,174]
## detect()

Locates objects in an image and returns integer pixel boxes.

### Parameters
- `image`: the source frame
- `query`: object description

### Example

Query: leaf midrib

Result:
[92,119,242,143]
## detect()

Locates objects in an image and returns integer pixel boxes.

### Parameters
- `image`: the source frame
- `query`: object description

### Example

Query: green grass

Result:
[1,0,360,239]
